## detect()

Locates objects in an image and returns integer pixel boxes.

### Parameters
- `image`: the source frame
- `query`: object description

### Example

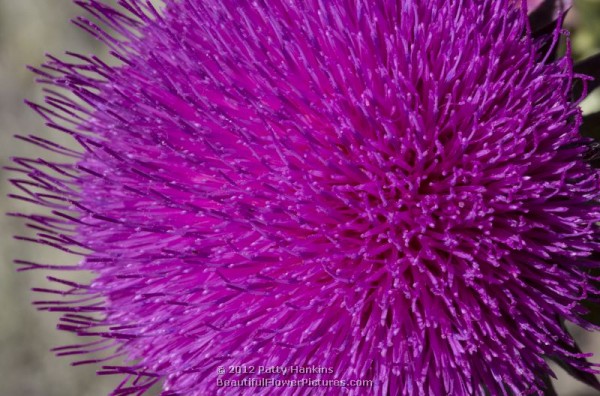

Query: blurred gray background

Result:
[1,2,129,395]
[1,1,600,395]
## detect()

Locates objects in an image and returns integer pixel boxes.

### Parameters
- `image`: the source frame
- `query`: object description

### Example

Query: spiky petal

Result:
[10,0,600,395]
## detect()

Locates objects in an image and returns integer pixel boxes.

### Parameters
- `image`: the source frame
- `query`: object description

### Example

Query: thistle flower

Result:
[10,0,600,395]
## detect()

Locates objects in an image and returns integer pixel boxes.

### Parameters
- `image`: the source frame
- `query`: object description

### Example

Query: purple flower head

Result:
[10,0,600,395]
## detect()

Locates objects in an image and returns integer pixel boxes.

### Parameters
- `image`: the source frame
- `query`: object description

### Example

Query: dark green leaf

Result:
[573,52,600,100]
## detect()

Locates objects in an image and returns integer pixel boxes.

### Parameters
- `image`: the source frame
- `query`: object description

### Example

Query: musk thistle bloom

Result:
[10,0,600,394]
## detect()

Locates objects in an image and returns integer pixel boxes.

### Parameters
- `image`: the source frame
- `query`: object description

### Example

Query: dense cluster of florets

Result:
[10,0,600,395]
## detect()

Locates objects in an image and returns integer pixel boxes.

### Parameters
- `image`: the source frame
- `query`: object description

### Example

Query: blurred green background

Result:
[576,0,600,117]
[1,1,600,395]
